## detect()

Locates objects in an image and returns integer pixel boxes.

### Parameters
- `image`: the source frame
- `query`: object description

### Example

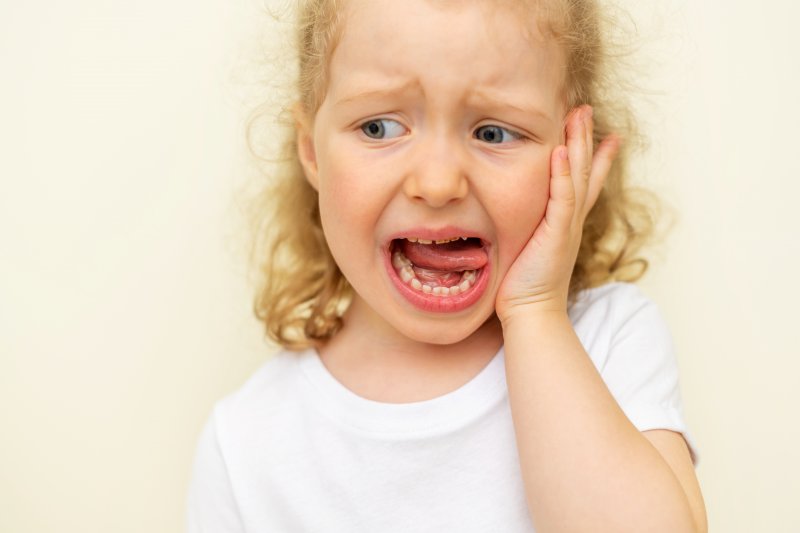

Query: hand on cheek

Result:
[495,105,621,322]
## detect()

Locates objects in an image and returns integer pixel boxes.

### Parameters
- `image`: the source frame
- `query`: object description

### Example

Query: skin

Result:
[296,0,708,530]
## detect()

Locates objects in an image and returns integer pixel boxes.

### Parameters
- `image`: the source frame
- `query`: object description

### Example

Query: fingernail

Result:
[586,105,593,118]
[558,146,568,160]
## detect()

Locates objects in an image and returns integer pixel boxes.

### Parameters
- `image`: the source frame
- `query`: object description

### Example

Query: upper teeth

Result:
[406,236,468,244]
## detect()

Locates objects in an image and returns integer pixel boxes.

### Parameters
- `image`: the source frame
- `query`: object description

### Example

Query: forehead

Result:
[324,0,565,117]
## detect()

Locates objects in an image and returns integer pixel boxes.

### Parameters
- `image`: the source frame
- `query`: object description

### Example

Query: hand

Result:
[495,105,620,323]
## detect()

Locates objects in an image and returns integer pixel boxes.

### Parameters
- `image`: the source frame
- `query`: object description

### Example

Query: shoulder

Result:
[569,283,700,463]
[190,349,311,474]
[212,349,309,438]
[569,282,671,369]
[569,281,657,326]
[188,351,306,532]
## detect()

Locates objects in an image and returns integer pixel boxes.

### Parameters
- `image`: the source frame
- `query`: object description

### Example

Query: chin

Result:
[393,307,498,346]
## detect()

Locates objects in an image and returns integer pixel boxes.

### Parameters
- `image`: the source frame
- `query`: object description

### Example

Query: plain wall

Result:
[2,0,798,531]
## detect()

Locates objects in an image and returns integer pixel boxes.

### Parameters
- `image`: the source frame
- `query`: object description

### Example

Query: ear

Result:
[293,103,320,191]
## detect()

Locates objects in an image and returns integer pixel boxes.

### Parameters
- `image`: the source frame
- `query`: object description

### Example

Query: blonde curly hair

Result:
[246,0,659,350]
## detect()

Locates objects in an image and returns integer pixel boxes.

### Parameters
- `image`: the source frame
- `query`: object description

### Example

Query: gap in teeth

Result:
[392,250,477,297]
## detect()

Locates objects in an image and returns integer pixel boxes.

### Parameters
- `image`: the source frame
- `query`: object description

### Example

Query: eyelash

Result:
[358,119,527,144]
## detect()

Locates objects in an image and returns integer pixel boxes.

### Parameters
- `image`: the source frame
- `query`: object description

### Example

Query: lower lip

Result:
[383,248,491,313]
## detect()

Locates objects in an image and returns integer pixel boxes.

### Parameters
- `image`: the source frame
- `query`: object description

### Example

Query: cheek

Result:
[317,153,386,248]
[495,157,551,248]
[318,136,389,205]
[317,140,361,206]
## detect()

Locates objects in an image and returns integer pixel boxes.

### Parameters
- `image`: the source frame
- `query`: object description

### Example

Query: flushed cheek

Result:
[319,189,370,249]
[322,142,397,200]
[493,172,550,262]
[318,168,389,260]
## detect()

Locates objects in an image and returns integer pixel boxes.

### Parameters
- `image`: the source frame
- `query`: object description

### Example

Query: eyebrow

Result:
[333,79,554,126]
[469,88,554,125]
[333,78,423,107]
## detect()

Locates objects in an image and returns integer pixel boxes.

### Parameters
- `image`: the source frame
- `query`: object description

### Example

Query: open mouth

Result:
[385,233,491,312]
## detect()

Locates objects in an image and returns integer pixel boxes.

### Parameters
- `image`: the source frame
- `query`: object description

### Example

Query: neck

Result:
[317,295,504,389]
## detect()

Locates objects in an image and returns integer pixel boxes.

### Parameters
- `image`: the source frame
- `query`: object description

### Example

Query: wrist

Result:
[498,304,571,333]
[496,288,569,325]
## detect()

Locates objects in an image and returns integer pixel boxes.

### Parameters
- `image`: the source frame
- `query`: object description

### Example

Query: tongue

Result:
[399,239,487,272]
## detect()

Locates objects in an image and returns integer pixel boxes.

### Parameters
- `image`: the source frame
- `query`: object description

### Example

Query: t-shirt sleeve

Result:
[593,285,701,467]
[185,405,246,533]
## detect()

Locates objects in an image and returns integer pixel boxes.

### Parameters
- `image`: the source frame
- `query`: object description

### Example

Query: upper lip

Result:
[386,226,490,248]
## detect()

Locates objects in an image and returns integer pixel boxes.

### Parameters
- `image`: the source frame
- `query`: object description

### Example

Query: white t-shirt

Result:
[186,282,699,532]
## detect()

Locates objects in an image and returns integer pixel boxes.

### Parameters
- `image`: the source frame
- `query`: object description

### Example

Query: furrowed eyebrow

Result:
[332,79,555,129]
[333,78,423,107]
[469,88,554,126]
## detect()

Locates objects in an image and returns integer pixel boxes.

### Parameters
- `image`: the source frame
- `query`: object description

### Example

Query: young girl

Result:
[187,0,707,531]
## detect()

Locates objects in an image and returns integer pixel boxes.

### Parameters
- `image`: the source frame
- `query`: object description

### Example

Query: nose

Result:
[402,131,469,208]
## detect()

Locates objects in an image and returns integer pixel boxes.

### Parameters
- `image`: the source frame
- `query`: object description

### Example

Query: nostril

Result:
[403,171,469,207]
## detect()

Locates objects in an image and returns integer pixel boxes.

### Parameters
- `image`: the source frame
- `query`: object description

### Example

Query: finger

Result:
[566,107,590,218]
[584,105,594,162]
[585,134,621,214]
[544,144,575,235]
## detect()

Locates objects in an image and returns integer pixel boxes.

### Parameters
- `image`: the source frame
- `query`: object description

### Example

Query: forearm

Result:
[502,311,697,533]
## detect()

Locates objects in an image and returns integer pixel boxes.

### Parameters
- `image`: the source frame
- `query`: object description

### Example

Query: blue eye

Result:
[474,125,521,144]
[360,119,406,140]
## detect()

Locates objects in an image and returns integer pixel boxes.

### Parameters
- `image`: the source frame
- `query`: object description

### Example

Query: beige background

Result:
[1,0,798,531]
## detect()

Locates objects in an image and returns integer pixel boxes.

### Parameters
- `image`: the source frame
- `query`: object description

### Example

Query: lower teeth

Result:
[392,251,477,297]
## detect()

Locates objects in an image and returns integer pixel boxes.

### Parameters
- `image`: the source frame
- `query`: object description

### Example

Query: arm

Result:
[496,106,707,533]
[643,429,707,532]
[503,312,705,532]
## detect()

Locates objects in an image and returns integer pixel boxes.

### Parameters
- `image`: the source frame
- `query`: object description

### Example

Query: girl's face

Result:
[299,0,566,346]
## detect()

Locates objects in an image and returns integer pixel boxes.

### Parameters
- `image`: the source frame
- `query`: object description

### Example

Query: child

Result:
[187,0,707,531]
